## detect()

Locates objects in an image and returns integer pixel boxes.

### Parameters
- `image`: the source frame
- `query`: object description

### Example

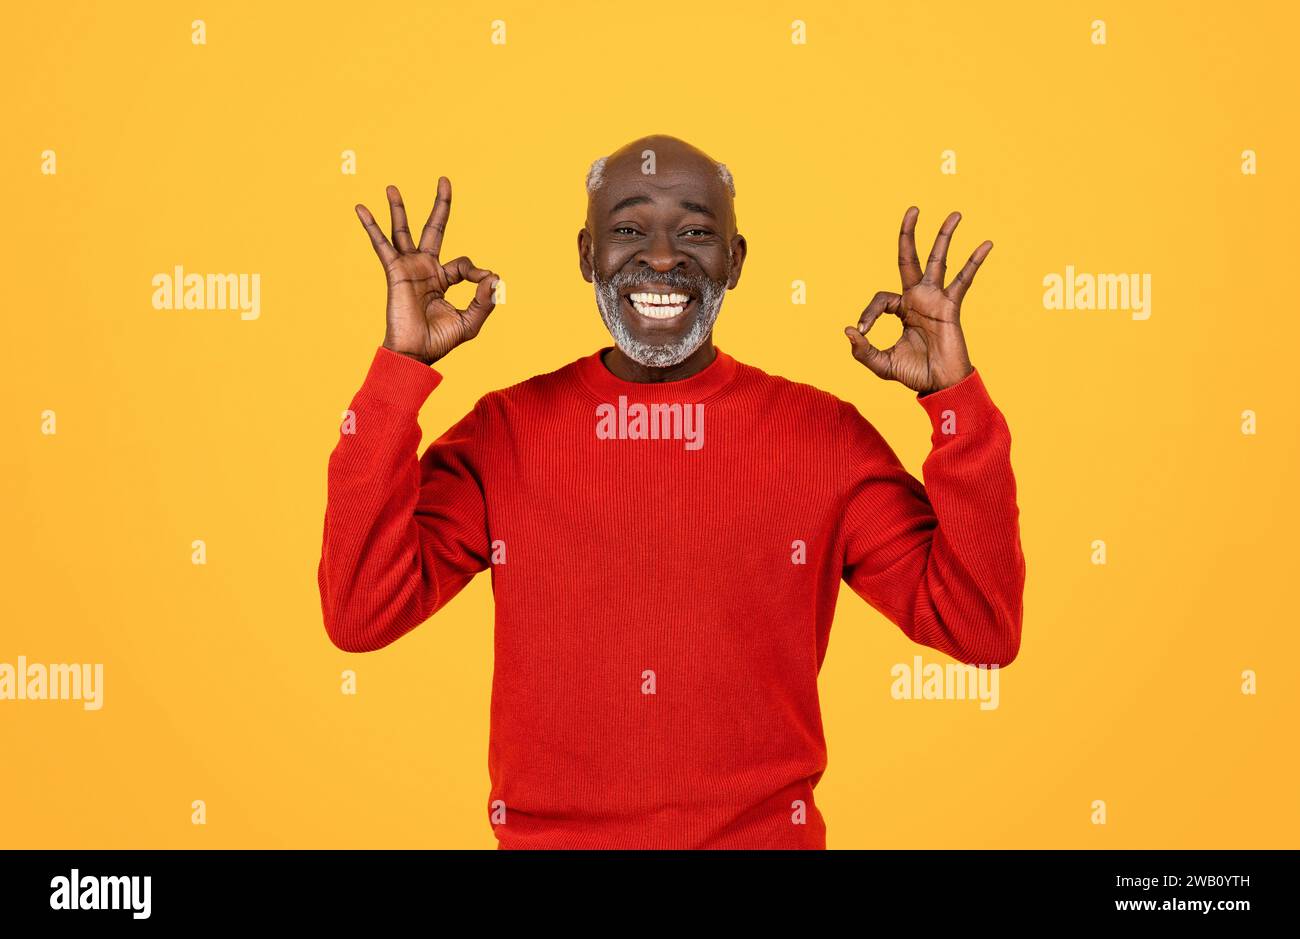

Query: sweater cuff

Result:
[916,367,997,436]
[354,346,444,412]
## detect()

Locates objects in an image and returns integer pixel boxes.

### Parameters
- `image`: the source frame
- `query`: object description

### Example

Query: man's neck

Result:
[601,340,717,384]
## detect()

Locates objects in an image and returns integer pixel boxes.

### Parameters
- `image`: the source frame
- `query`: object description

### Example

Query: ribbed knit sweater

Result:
[317,344,1025,849]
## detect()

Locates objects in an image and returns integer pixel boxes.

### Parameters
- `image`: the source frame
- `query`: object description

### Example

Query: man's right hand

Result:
[355,177,499,366]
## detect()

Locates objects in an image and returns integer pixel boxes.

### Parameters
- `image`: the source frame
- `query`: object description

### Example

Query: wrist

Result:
[921,363,974,397]
[381,340,436,367]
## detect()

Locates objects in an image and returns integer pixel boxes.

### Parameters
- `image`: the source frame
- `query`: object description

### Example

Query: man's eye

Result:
[681,229,713,237]
[613,227,641,235]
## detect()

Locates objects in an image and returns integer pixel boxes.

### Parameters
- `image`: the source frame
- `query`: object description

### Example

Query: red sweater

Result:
[318,345,1025,849]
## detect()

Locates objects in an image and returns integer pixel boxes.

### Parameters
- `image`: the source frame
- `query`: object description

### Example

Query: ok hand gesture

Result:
[355,177,500,366]
[844,207,992,395]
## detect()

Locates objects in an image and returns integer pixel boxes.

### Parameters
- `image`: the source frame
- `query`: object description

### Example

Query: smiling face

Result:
[579,136,747,370]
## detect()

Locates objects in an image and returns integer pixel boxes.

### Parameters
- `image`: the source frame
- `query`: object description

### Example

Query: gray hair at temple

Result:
[586,155,736,197]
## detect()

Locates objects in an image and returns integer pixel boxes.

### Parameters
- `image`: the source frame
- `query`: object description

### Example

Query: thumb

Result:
[463,274,500,336]
[844,326,892,381]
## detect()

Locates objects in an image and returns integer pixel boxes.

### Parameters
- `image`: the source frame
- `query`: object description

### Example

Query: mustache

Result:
[595,267,726,293]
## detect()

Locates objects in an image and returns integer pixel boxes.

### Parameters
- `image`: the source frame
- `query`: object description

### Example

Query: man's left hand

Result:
[845,207,992,396]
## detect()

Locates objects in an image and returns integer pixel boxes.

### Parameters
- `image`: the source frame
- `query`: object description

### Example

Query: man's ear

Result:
[727,234,748,290]
[577,227,593,283]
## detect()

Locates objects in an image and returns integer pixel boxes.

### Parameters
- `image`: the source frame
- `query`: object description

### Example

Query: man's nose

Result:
[637,231,687,272]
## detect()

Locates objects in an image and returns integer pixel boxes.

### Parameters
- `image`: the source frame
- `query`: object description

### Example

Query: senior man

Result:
[318,134,1025,849]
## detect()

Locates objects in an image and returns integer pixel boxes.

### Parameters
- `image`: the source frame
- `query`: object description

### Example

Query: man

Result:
[319,134,1025,849]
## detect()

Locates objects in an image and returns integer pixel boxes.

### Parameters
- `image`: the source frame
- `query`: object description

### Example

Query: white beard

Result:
[590,260,729,368]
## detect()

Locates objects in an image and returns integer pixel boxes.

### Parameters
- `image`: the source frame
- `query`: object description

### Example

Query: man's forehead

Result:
[592,155,730,213]
[606,142,713,176]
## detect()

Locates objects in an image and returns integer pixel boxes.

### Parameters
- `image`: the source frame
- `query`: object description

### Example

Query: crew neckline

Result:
[573,345,741,404]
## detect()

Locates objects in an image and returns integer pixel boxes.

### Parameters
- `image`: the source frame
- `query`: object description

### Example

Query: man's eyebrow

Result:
[609,195,652,215]
[680,200,716,219]
[607,195,717,219]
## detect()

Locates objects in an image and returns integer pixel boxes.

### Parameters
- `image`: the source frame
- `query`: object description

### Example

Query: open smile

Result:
[622,288,697,321]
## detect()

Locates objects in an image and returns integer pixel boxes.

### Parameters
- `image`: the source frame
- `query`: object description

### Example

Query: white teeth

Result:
[629,292,691,305]
[628,292,691,318]
[631,301,686,319]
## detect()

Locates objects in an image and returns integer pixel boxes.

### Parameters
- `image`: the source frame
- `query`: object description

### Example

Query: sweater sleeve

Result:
[318,346,491,652]
[839,367,1025,667]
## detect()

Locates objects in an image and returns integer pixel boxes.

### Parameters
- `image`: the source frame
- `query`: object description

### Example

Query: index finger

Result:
[441,255,493,288]
[418,176,453,255]
[897,206,923,290]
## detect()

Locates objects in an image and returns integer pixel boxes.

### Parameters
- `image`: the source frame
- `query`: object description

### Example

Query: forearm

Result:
[842,368,1025,667]
[909,376,1025,666]
[317,348,445,652]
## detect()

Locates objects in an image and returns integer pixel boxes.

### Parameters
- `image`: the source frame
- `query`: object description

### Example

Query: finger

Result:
[355,203,399,267]
[844,326,893,381]
[461,273,501,338]
[924,211,962,286]
[386,186,417,253]
[855,290,903,334]
[846,290,902,381]
[441,255,492,289]
[945,240,994,303]
[897,206,923,290]
[418,176,453,255]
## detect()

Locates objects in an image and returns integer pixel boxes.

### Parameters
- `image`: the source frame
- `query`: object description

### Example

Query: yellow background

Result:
[2,0,1296,849]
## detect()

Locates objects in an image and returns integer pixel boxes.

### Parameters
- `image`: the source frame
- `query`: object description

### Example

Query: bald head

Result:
[577,135,748,371]
[588,135,734,197]
[584,135,737,234]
